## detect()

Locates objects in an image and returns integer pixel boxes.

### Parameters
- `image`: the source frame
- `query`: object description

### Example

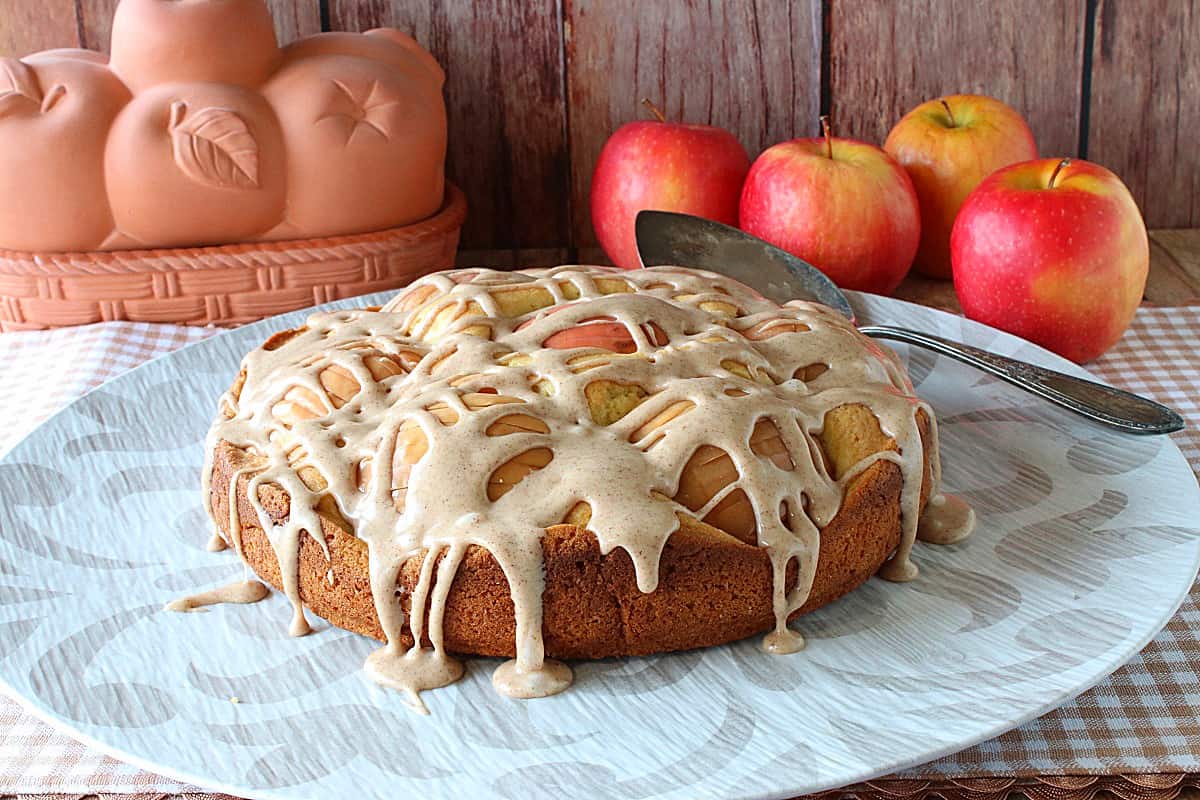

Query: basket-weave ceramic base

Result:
[0,184,466,331]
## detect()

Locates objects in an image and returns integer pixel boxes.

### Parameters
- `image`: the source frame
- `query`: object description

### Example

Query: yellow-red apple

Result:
[739,119,920,295]
[591,101,750,269]
[885,94,1036,279]
[951,158,1148,363]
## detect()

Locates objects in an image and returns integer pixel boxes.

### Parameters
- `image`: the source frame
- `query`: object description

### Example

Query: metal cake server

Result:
[635,210,1184,435]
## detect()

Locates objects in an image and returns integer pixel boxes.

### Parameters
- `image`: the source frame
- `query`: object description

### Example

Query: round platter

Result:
[0,289,1196,800]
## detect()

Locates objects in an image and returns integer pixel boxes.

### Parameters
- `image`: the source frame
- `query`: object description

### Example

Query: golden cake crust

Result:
[208,404,932,660]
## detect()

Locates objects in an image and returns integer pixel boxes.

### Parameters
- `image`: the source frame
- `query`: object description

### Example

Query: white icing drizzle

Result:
[165,579,269,613]
[200,265,952,707]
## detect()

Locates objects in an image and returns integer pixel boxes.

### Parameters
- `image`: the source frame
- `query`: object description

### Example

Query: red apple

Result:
[951,158,1148,363]
[541,318,668,352]
[885,94,1037,279]
[591,100,750,269]
[739,118,921,295]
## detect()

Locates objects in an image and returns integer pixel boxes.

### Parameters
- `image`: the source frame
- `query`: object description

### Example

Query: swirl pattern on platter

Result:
[0,288,1193,799]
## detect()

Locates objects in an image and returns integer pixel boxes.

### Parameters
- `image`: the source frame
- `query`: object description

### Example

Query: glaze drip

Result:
[165,579,269,613]
[200,265,951,706]
[917,493,975,545]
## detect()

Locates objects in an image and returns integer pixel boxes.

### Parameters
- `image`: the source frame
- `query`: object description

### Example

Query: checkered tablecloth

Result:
[0,308,1197,798]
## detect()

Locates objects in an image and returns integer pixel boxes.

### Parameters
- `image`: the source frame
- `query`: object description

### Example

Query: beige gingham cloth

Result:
[0,308,1198,797]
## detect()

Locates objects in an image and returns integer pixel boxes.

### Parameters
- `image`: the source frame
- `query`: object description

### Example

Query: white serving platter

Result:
[0,290,1195,800]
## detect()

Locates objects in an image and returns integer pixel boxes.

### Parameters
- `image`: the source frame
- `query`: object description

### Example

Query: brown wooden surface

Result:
[329,0,570,255]
[0,0,75,56]
[1146,229,1200,305]
[1088,0,1200,228]
[892,274,964,314]
[264,0,323,43]
[563,0,822,248]
[456,248,571,269]
[829,0,1087,158]
[75,0,319,52]
[0,1,1196,256]
[75,0,119,51]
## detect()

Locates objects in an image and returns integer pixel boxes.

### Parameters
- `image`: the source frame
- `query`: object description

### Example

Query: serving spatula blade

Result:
[633,209,1184,435]
[634,210,855,320]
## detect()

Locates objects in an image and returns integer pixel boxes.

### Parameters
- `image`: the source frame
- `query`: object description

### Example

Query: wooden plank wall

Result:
[1,0,1196,259]
[1088,0,1200,228]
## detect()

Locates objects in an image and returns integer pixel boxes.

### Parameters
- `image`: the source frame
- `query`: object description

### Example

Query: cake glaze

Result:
[201,265,972,711]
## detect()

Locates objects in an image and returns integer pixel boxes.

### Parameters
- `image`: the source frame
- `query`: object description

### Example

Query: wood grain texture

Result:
[1088,0,1200,228]
[75,0,121,51]
[1146,230,1200,305]
[328,0,570,252]
[456,248,571,269]
[75,0,321,52]
[892,274,962,314]
[0,0,76,55]
[829,0,1087,158]
[266,0,323,42]
[564,0,822,250]
[575,246,613,267]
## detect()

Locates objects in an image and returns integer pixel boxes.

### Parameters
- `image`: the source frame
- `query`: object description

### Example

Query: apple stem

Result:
[939,98,956,127]
[641,98,667,123]
[820,115,833,159]
[1047,157,1071,189]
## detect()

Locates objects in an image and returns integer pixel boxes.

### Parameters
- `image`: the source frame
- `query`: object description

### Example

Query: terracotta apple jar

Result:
[0,0,450,253]
[0,0,464,330]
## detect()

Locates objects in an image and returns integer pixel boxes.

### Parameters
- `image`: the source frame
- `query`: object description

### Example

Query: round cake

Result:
[201,264,964,707]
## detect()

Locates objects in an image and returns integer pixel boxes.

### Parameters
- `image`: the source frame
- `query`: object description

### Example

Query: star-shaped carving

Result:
[317,79,402,145]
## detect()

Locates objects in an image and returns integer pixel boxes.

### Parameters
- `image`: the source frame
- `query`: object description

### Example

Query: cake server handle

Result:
[857,325,1184,435]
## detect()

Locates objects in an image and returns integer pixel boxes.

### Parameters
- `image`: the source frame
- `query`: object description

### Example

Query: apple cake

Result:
[200,264,967,708]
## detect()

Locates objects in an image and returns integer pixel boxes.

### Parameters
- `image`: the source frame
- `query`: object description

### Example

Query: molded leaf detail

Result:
[0,58,41,117]
[169,101,260,190]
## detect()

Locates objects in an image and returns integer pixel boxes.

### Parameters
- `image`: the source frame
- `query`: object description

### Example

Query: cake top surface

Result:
[204,264,939,708]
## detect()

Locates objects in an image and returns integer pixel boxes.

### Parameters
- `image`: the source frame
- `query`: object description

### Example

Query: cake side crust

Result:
[207,406,932,660]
